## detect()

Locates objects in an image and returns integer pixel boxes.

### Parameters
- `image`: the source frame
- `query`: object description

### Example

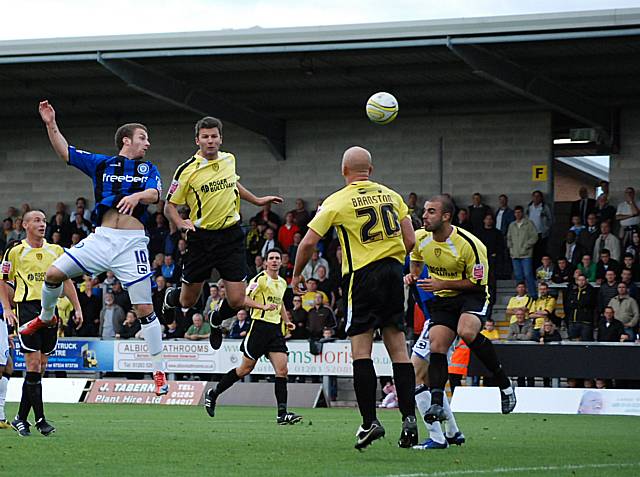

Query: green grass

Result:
[1,404,638,477]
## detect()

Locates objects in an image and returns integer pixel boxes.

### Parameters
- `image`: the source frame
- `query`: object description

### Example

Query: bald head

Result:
[341,146,372,180]
[23,209,46,223]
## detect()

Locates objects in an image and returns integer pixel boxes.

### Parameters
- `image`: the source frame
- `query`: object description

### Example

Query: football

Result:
[366,92,399,125]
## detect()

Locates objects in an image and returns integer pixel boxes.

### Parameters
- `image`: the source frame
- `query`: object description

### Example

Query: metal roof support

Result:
[97,55,286,160]
[446,42,614,144]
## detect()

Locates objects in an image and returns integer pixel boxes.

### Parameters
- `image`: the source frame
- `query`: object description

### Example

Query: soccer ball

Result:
[366,92,399,125]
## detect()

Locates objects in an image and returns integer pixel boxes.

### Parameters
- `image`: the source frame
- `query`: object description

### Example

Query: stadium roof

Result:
[1,8,639,159]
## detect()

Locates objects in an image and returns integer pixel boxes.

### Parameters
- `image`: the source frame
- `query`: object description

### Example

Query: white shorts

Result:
[0,318,9,367]
[54,227,153,304]
[412,320,455,362]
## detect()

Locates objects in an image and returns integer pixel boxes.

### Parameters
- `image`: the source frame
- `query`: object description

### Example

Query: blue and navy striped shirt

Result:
[68,146,162,226]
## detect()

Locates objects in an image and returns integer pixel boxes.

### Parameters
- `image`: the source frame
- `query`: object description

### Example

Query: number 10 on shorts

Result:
[134,250,149,275]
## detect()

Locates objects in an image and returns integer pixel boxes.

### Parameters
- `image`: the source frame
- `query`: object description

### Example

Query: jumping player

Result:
[20,101,168,396]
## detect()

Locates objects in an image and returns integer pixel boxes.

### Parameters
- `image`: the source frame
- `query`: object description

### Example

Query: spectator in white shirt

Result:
[616,187,640,247]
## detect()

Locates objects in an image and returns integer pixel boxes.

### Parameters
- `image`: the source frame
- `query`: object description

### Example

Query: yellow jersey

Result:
[1,239,64,302]
[246,271,287,324]
[507,295,534,324]
[308,180,409,276]
[528,295,556,329]
[166,152,241,230]
[481,329,501,341]
[410,226,489,298]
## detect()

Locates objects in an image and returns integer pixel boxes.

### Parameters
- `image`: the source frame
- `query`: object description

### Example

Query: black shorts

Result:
[427,292,489,332]
[182,224,248,283]
[342,258,405,337]
[240,319,287,361]
[17,301,58,355]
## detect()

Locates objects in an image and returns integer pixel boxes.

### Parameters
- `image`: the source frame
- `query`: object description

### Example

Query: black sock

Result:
[428,353,448,406]
[214,369,242,397]
[275,377,288,416]
[392,363,416,421]
[165,287,181,308]
[467,334,510,389]
[2,372,10,381]
[211,299,237,326]
[353,359,377,428]
[24,371,44,421]
[18,379,31,421]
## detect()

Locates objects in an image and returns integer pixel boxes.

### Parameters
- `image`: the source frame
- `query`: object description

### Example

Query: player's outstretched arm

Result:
[164,201,195,232]
[236,181,283,207]
[38,100,69,163]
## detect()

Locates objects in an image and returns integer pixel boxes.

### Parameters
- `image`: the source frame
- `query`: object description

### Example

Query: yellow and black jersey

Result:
[308,180,409,276]
[166,152,241,230]
[1,239,63,302]
[246,271,287,324]
[410,226,489,298]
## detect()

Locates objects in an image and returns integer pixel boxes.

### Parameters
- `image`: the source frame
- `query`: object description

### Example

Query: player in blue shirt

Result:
[20,100,168,396]
[405,261,464,450]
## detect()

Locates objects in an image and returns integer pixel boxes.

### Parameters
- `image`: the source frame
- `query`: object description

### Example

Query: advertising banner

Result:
[451,387,640,416]
[12,337,114,372]
[6,378,88,403]
[85,379,206,406]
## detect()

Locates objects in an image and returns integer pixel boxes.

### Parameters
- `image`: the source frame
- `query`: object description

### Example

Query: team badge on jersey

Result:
[434,248,441,257]
[473,264,485,280]
[213,163,219,172]
[36,253,43,260]
[1,261,11,275]
[137,163,150,174]
[168,180,180,195]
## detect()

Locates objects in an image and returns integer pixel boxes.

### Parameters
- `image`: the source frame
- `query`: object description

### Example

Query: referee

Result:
[292,146,418,450]
[407,196,516,423]
[163,116,282,349]
[0,211,82,436]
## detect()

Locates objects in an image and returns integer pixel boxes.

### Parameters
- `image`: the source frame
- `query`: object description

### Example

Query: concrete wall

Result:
[0,110,552,220]
[610,107,640,204]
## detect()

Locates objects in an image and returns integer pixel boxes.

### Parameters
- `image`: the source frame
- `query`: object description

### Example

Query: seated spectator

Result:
[163,320,183,339]
[620,268,639,300]
[2,218,17,243]
[301,278,329,311]
[69,206,92,237]
[152,275,168,322]
[228,309,250,339]
[594,194,616,226]
[148,213,169,257]
[567,274,597,341]
[608,282,639,338]
[161,255,178,283]
[621,252,640,281]
[577,253,597,282]
[407,192,424,230]
[595,249,620,283]
[302,248,330,280]
[252,203,281,231]
[315,265,335,306]
[184,313,211,341]
[535,255,554,283]
[279,252,294,285]
[507,309,534,341]
[278,212,300,252]
[204,284,221,318]
[70,231,84,246]
[292,198,311,232]
[46,211,71,247]
[79,274,102,336]
[117,311,142,339]
[569,216,585,236]
[111,280,131,312]
[456,208,472,231]
[625,231,640,262]
[290,296,309,339]
[597,306,628,342]
[560,230,583,266]
[307,293,336,340]
[152,253,164,275]
[577,213,600,258]
[506,282,533,324]
[49,201,69,225]
[597,270,619,314]
[70,197,92,222]
[99,292,126,339]
[481,317,500,341]
[288,231,302,264]
[551,257,574,285]
[245,218,262,263]
[528,282,556,330]
[174,238,188,270]
[248,255,265,280]
[538,320,561,344]
[594,221,621,262]
[615,187,640,247]
[259,227,279,259]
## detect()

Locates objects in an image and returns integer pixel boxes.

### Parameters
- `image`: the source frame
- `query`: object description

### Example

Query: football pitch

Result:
[1,404,638,477]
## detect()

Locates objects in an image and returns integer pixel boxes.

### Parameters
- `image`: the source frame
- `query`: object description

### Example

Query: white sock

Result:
[40,282,63,322]
[415,385,445,444]
[0,376,8,421]
[442,393,460,437]
[140,315,165,372]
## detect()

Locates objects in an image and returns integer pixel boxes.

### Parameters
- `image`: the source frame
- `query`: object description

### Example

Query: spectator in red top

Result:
[278,211,300,251]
